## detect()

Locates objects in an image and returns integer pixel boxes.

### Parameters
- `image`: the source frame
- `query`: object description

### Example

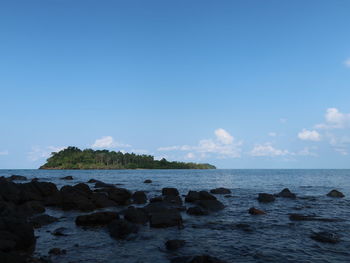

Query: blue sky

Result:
[1,0,350,168]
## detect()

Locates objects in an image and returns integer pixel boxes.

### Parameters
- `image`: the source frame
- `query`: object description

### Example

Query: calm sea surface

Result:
[1,169,349,263]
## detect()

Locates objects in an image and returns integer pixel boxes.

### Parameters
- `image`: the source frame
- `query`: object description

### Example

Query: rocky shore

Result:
[0,175,346,263]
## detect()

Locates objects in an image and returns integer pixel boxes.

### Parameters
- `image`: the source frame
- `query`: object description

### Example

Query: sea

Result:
[1,169,349,263]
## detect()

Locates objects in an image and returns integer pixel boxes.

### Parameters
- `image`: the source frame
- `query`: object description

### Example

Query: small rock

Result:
[198,200,224,212]
[248,207,266,215]
[327,189,345,198]
[210,188,231,195]
[311,231,340,244]
[52,227,68,236]
[87,179,100,183]
[257,193,275,203]
[60,176,73,180]
[165,239,185,250]
[75,212,119,226]
[150,208,182,228]
[49,248,66,255]
[162,188,179,196]
[277,188,296,198]
[108,219,138,239]
[143,179,152,184]
[124,207,149,224]
[95,181,115,188]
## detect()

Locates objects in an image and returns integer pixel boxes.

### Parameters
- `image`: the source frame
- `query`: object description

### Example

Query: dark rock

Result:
[106,187,132,205]
[30,215,58,228]
[198,191,217,200]
[257,193,275,203]
[185,191,216,203]
[18,201,45,216]
[72,183,92,196]
[92,192,117,208]
[310,231,340,244]
[0,179,21,204]
[277,188,296,198]
[162,188,179,196]
[48,248,66,255]
[327,189,345,198]
[210,188,231,195]
[187,206,209,216]
[150,208,182,228]
[163,195,183,206]
[165,239,185,250]
[132,191,147,204]
[150,196,163,203]
[0,251,26,263]
[75,211,119,226]
[7,175,27,181]
[52,227,68,236]
[198,200,224,212]
[143,179,152,183]
[108,219,138,239]
[124,207,149,224]
[248,207,266,215]
[59,185,95,211]
[60,176,73,180]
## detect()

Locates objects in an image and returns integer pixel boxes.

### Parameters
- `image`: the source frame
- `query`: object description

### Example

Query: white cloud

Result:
[298,129,321,141]
[344,58,350,68]
[315,108,350,129]
[185,152,196,159]
[215,128,233,145]
[0,150,9,156]
[268,132,277,137]
[158,128,243,159]
[297,147,318,157]
[92,136,131,149]
[249,143,289,157]
[28,146,66,161]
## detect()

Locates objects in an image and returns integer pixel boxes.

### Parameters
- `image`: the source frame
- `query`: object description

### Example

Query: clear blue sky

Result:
[1,0,350,168]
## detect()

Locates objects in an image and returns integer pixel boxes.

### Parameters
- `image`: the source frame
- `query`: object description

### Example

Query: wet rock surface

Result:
[210,188,231,195]
[310,231,340,244]
[257,193,275,203]
[327,189,345,198]
[276,188,296,198]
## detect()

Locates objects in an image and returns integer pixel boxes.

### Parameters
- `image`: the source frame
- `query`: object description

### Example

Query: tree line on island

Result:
[39,146,216,169]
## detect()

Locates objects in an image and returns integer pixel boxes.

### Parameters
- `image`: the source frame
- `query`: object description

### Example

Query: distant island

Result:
[39,146,216,170]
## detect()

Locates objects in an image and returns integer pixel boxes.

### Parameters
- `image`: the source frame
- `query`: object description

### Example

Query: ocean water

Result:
[1,169,349,263]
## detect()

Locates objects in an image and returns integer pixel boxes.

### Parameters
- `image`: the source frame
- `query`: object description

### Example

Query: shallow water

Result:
[1,169,349,263]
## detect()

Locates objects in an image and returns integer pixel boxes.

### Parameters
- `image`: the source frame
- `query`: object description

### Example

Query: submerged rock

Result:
[277,188,296,198]
[327,189,345,198]
[210,188,231,195]
[143,179,152,184]
[257,193,275,203]
[171,254,227,263]
[60,176,73,180]
[165,239,185,250]
[87,179,100,183]
[75,211,119,226]
[108,219,138,239]
[248,207,266,215]
[52,227,69,236]
[310,231,340,244]
[49,248,66,255]
[289,213,342,222]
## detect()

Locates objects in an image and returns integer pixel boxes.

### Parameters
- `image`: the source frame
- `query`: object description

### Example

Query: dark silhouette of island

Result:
[39,146,216,169]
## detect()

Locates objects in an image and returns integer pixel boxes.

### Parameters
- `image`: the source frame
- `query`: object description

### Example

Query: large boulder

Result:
[327,189,345,198]
[0,179,21,204]
[95,181,115,188]
[257,193,275,203]
[123,207,149,224]
[18,201,45,216]
[106,188,132,205]
[197,200,224,212]
[187,206,209,216]
[75,212,119,226]
[277,188,296,198]
[132,191,147,204]
[162,188,179,196]
[91,193,117,208]
[7,175,27,181]
[210,188,231,195]
[149,208,182,228]
[108,219,138,239]
[185,191,216,203]
[60,185,95,211]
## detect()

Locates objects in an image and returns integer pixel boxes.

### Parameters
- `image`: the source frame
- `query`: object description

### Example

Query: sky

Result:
[1,0,350,169]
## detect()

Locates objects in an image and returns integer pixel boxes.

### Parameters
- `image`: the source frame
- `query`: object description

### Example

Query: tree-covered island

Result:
[39,147,216,169]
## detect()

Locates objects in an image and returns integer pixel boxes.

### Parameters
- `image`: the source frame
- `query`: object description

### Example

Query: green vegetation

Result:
[39,146,216,170]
